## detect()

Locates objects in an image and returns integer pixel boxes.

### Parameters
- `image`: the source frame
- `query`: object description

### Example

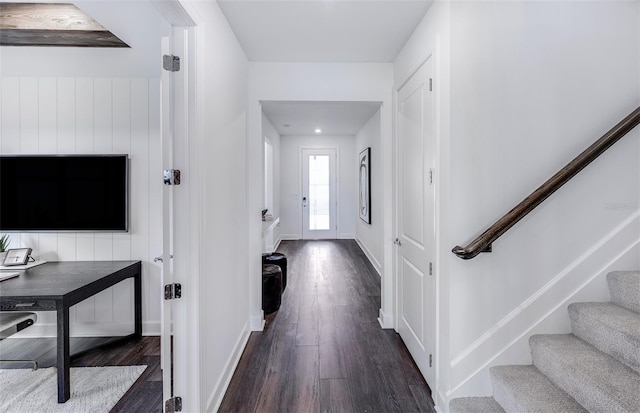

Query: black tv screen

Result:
[0,155,129,232]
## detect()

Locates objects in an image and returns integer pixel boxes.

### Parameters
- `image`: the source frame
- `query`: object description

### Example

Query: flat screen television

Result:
[0,155,129,232]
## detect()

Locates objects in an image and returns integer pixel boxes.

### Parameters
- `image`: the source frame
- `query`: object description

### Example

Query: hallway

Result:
[219,240,435,412]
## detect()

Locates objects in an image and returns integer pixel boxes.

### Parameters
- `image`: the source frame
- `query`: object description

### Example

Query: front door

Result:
[302,148,337,239]
[396,55,436,388]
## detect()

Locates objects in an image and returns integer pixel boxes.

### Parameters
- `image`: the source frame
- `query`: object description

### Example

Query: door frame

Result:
[154,2,200,412]
[300,147,338,239]
[393,39,445,406]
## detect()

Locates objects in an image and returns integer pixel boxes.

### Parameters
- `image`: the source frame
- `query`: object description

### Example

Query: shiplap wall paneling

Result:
[38,77,57,153]
[57,78,75,154]
[131,78,152,328]
[94,78,113,154]
[19,78,38,153]
[0,76,162,336]
[75,77,94,154]
[147,79,162,326]
[112,78,134,326]
[1,78,20,153]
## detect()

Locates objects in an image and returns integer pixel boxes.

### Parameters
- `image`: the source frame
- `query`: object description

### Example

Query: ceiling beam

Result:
[0,3,129,47]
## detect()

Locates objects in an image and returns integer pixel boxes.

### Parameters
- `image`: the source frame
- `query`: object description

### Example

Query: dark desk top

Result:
[0,261,141,303]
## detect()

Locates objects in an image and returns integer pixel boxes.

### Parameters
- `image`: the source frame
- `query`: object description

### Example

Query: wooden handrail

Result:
[452,106,640,260]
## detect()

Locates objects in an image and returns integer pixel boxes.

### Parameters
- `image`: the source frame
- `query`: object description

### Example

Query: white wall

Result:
[179,1,250,411]
[248,62,395,330]
[280,134,356,239]
[448,0,640,399]
[396,1,640,410]
[262,113,281,250]
[393,1,452,409]
[0,1,171,338]
[355,109,383,274]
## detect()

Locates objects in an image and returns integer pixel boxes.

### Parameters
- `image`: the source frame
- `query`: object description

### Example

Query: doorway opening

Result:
[302,148,337,239]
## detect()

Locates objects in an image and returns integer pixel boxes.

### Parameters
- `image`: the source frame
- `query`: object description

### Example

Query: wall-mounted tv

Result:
[0,155,129,232]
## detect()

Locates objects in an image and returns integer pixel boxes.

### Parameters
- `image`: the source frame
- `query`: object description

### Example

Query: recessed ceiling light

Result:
[283,124,290,128]
[315,128,322,134]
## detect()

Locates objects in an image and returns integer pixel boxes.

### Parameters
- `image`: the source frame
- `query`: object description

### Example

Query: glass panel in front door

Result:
[308,155,330,230]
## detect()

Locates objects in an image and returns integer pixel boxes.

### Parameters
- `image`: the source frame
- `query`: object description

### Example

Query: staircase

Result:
[450,271,640,413]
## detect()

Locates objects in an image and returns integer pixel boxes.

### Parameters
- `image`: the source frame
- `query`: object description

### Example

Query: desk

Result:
[0,261,142,403]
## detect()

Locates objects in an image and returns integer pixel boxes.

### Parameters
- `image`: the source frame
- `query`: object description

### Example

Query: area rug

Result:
[0,365,147,413]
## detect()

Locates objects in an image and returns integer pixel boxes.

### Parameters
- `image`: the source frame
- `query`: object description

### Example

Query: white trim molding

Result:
[280,234,301,241]
[378,308,394,330]
[206,322,251,412]
[250,311,266,331]
[355,237,382,276]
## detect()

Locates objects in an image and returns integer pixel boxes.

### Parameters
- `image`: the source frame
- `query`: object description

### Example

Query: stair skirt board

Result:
[449,271,640,413]
[448,220,640,397]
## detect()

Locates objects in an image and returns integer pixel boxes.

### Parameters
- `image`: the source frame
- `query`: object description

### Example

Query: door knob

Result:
[394,238,402,246]
[154,254,173,263]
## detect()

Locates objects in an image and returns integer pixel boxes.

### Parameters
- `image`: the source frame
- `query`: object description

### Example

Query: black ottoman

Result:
[262,264,282,314]
[262,252,288,291]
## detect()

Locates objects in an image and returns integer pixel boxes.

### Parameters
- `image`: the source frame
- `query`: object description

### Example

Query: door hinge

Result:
[163,55,181,72]
[165,396,182,412]
[164,283,182,300]
[164,169,181,185]
[429,78,433,92]
[429,168,434,185]
[429,262,433,276]
[429,354,433,367]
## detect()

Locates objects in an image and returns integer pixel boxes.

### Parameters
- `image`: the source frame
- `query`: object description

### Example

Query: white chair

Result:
[0,312,38,370]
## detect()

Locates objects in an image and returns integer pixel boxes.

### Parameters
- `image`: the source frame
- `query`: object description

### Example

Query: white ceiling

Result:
[217,0,434,63]
[262,101,381,136]
[219,1,432,138]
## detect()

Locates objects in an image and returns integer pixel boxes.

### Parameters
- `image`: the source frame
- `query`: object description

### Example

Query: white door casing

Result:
[301,148,337,239]
[160,27,192,411]
[396,55,437,389]
[160,35,175,410]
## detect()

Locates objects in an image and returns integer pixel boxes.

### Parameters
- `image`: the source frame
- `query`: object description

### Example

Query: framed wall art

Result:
[359,147,371,224]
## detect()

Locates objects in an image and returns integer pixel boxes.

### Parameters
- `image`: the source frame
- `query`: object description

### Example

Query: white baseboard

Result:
[206,321,251,412]
[355,237,382,276]
[11,320,160,338]
[280,234,300,241]
[250,311,265,331]
[378,308,394,329]
[435,388,449,413]
[273,235,283,251]
[338,233,355,239]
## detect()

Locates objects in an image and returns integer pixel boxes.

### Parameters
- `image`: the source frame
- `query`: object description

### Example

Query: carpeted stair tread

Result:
[490,365,586,412]
[449,397,505,413]
[608,271,640,313]
[569,302,640,373]
[530,334,640,413]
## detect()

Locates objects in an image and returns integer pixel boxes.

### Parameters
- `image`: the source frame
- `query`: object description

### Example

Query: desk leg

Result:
[134,271,142,337]
[57,301,70,403]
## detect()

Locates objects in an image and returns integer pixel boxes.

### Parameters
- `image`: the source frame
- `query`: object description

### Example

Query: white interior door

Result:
[396,55,436,388]
[160,30,189,411]
[302,148,337,239]
[160,35,174,411]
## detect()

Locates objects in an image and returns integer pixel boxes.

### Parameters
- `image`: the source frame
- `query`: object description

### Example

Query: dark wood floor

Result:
[0,335,162,412]
[220,239,436,413]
